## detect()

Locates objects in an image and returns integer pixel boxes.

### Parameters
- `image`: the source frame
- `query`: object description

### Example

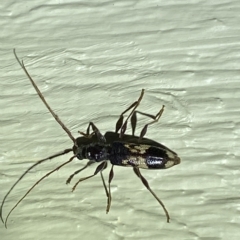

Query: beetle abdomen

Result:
[109,142,180,169]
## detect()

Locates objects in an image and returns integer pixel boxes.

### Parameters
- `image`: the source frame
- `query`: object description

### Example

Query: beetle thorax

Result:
[75,143,111,162]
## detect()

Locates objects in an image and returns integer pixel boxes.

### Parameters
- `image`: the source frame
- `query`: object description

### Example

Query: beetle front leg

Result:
[79,121,106,143]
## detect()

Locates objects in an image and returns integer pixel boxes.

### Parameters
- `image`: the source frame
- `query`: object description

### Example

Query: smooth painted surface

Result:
[1,0,239,239]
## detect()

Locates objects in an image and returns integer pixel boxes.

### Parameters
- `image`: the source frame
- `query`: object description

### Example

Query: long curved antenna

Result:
[0,148,72,224]
[4,155,76,228]
[13,49,76,146]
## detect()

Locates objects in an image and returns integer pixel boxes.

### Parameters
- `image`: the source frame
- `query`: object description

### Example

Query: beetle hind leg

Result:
[133,167,170,223]
[105,165,114,213]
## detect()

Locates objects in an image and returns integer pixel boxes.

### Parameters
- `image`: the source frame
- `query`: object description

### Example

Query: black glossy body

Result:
[73,131,180,170]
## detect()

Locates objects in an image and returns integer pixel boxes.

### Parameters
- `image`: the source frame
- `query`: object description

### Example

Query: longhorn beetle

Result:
[0,49,181,228]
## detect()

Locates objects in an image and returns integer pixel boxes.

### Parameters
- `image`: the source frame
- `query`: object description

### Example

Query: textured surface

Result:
[1,0,240,239]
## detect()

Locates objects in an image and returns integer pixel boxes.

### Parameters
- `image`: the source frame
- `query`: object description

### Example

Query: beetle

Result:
[0,49,180,228]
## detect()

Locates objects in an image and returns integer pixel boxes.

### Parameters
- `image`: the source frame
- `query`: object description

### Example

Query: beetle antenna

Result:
[13,49,76,146]
[0,148,72,224]
[4,155,76,228]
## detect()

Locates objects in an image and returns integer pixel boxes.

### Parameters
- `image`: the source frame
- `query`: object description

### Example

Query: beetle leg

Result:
[79,122,106,143]
[131,105,165,140]
[66,160,95,184]
[72,161,108,192]
[133,167,170,223]
[105,165,114,213]
[115,89,144,138]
